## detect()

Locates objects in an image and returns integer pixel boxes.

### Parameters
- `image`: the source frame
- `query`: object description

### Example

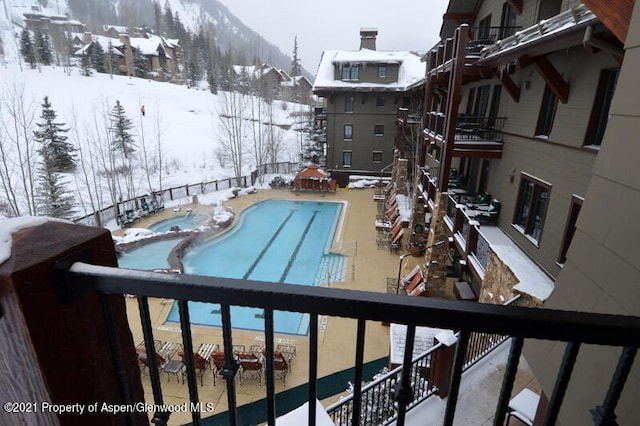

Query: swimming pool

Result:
[149,213,206,233]
[117,238,184,270]
[168,199,345,335]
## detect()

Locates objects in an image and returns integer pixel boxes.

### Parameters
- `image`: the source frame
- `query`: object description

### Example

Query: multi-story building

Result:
[313,29,425,186]
[412,0,638,423]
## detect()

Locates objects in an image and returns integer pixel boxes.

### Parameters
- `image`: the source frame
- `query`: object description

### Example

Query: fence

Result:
[74,162,298,227]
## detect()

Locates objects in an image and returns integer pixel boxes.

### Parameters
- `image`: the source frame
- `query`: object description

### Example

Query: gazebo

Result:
[292,164,336,192]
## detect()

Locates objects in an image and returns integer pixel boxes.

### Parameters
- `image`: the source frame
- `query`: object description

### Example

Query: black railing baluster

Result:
[493,336,524,425]
[178,299,200,426]
[98,294,135,426]
[352,319,366,425]
[544,342,581,425]
[395,325,416,425]
[592,346,638,425]
[264,308,276,426]
[443,330,470,426]
[221,304,239,425]
[308,313,318,426]
[137,296,168,425]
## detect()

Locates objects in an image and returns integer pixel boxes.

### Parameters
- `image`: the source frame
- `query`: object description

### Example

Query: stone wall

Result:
[423,191,449,297]
[479,249,543,308]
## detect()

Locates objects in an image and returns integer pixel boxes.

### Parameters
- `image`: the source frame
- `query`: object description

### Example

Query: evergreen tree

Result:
[132,47,149,78]
[290,36,302,77]
[207,58,218,94]
[36,157,75,220]
[38,161,72,217]
[33,96,76,173]
[109,100,137,159]
[20,29,36,68]
[36,31,52,65]
[91,41,107,73]
[186,47,201,88]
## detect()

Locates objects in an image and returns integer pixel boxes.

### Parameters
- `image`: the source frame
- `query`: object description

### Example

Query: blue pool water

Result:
[118,238,183,270]
[149,214,206,233]
[168,199,345,335]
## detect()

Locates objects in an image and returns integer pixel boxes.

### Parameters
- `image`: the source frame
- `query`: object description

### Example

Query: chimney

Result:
[360,28,378,50]
[83,32,93,44]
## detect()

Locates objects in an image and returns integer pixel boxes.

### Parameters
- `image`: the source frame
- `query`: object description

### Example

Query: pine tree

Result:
[109,100,137,159]
[290,36,302,77]
[20,29,36,68]
[186,47,201,88]
[36,31,52,65]
[133,47,149,78]
[207,58,218,94]
[36,158,75,219]
[91,41,107,73]
[33,96,76,173]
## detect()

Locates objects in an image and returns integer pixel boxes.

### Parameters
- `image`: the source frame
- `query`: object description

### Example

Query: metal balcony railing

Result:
[4,222,640,426]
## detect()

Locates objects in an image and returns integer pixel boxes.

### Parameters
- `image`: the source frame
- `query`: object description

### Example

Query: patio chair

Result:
[465,192,491,209]
[506,388,540,426]
[275,344,296,371]
[178,351,208,386]
[162,359,184,384]
[475,199,501,225]
[237,352,263,386]
[140,198,152,215]
[272,351,289,387]
[211,352,226,386]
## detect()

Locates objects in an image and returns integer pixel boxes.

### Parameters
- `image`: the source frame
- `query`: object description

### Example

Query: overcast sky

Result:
[217,0,450,75]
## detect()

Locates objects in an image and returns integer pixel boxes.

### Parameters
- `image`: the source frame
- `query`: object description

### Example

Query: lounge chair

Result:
[211,352,226,386]
[178,351,208,386]
[140,198,152,215]
[125,209,139,224]
[390,228,405,253]
[275,344,296,371]
[273,351,289,387]
[237,352,262,386]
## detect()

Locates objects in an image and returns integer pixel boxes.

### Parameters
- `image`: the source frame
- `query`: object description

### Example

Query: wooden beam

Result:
[443,12,476,23]
[580,0,633,43]
[508,0,523,15]
[533,55,570,104]
[500,70,521,102]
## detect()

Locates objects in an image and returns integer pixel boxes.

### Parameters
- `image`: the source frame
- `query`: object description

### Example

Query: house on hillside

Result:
[280,75,313,104]
[230,64,312,102]
[74,32,182,82]
[395,0,634,423]
[313,28,426,186]
[23,12,85,34]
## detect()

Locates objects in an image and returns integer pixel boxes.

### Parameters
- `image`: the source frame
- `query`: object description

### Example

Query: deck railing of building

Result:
[325,296,521,425]
[3,222,640,426]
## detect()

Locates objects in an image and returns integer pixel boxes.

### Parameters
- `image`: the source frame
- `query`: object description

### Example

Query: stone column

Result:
[395,158,409,194]
[423,191,449,297]
[119,34,134,77]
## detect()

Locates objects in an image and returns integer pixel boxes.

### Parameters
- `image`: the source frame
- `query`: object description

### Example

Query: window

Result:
[513,174,552,244]
[473,85,491,118]
[342,151,352,167]
[500,3,517,39]
[478,15,492,41]
[535,85,558,137]
[376,96,385,107]
[374,124,384,136]
[465,88,476,116]
[372,151,382,163]
[558,195,583,264]
[345,96,354,113]
[585,68,620,147]
[341,65,360,81]
[378,65,387,78]
[344,124,353,140]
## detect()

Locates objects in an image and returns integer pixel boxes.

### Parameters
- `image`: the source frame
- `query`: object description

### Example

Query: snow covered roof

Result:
[103,24,128,34]
[313,49,425,92]
[130,36,163,56]
[479,3,597,63]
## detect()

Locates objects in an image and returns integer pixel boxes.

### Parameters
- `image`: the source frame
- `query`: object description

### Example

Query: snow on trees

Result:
[109,100,137,159]
[34,97,75,219]
[33,96,76,173]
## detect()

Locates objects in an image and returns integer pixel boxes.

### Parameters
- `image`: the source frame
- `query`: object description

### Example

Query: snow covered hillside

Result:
[0,62,308,220]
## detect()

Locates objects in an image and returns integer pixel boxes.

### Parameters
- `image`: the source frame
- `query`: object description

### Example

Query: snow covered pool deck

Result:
[476,226,555,302]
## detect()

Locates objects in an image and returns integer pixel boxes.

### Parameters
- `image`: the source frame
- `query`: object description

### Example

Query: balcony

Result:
[424,112,505,159]
[2,221,640,426]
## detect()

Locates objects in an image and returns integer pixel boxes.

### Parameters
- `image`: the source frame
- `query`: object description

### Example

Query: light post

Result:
[395,240,446,294]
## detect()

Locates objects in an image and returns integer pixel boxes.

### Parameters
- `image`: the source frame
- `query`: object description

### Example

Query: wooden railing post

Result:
[0,220,146,426]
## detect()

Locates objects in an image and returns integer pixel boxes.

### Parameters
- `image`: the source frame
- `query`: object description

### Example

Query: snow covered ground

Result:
[0,60,309,220]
